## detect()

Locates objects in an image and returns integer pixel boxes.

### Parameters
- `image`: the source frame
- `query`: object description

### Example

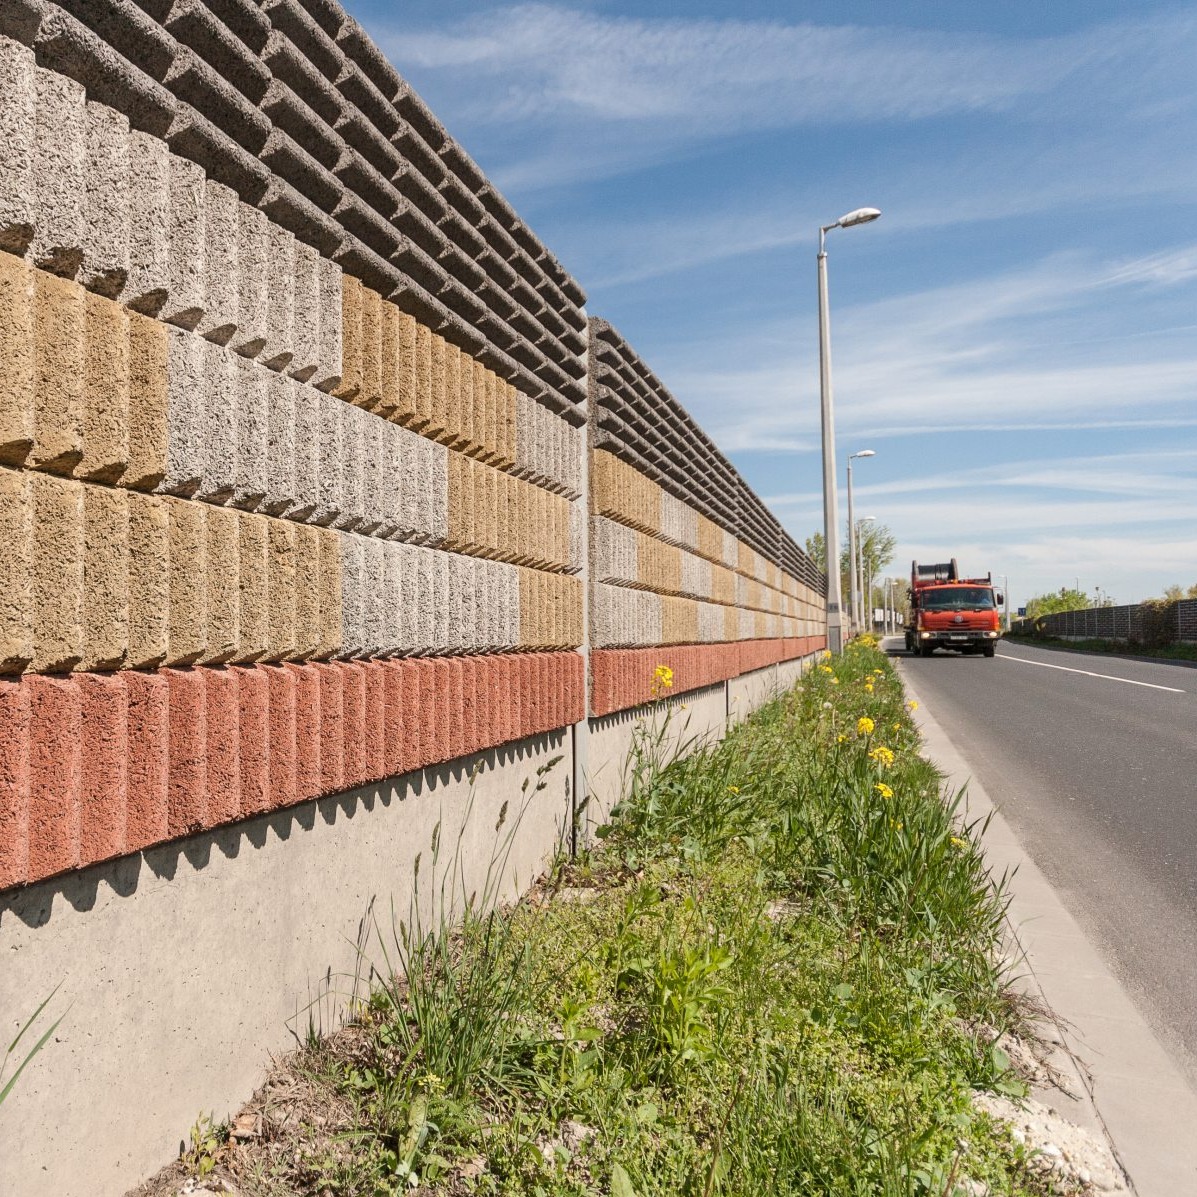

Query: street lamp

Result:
[998,574,1009,631]
[857,514,876,632]
[846,449,875,635]
[818,206,881,653]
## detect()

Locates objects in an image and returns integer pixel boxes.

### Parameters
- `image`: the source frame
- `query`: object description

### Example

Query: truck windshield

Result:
[919,587,996,611]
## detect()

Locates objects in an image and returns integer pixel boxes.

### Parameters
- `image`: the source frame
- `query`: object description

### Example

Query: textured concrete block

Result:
[377,298,400,418]
[427,332,448,440]
[313,251,342,392]
[362,658,385,779]
[166,495,207,665]
[232,354,269,508]
[361,533,386,657]
[316,527,342,658]
[232,199,269,356]
[0,253,34,466]
[0,679,29,888]
[71,677,128,874]
[82,483,129,671]
[359,284,381,408]
[123,670,168,851]
[391,308,419,429]
[340,661,367,787]
[428,546,450,652]
[237,512,269,661]
[293,522,321,658]
[30,269,85,474]
[335,400,366,530]
[162,152,206,328]
[127,491,169,668]
[230,663,268,815]
[124,129,171,315]
[196,338,237,502]
[263,218,295,370]
[0,36,35,256]
[313,387,343,525]
[203,666,241,825]
[261,369,297,516]
[124,311,169,490]
[335,272,362,402]
[204,504,240,663]
[79,100,130,298]
[31,65,87,277]
[161,323,205,496]
[78,290,130,483]
[31,471,83,672]
[0,469,32,674]
[165,667,206,836]
[337,525,364,659]
[267,516,298,661]
[317,661,344,793]
[291,379,320,520]
[288,238,321,381]
[286,660,320,800]
[261,662,295,809]
[27,674,81,878]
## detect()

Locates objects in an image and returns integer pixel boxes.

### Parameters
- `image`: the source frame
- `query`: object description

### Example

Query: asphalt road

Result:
[889,635,1197,1087]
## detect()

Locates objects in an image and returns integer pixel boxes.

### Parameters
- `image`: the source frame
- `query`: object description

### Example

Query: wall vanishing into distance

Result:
[0,2,825,1191]
[1012,599,1197,646]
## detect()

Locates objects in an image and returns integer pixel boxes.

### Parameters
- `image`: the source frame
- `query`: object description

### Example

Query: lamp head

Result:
[837,207,881,228]
[851,449,876,459]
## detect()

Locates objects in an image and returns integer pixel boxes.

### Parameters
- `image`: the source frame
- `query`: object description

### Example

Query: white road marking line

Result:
[998,653,1186,693]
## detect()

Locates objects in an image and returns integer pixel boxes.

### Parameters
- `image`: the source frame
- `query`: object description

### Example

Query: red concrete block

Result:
[340,662,367,788]
[77,672,127,867]
[125,670,168,852]
[402,659,427,773]
[236,664,271,816]
[458,656,480,757]
[474,657,498,752]
[317,662,344,795]
[0,679,31,889]
[497,655,515,744]
[428,658,452,765]
[165,668,207,838]
[287,662,321,801]
[27,675,82,881]
[270,670,301,809]
[528,654,545,736]
[363,660,387,782]
[203,667,241,827]
[381,660,407,776]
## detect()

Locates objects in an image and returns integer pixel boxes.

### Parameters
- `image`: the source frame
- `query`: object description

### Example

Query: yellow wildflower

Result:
[907,700,919,711]
[869,745,895,767]
[950,836,967,849]
[819,664,834,675]
[875,782,893,799]
[727,785,741,794]
[830,676,839,685]
[890,819,903,831]
[836,734,847,744]
[892,722,901,732]
[864,683,874,694]
[873,669,884,676]
[651,663,674,698]
[822,650,832,660]
[856,716,875,736]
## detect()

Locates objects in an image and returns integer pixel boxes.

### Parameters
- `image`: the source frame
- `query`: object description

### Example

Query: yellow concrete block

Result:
[724,604,738,642]
[124,312,168,491]
[412,320,432,431]
[0,254,34,466]
[78,290,129,483]
[442,341,462,449]
[82,483,129,671]
[30,471,84,672]
[359,284,381,409]
[267,516,297,661]
[336,273,363,401]
[293,521,321,659]
[424,331,447,440]
[126,490,169,668]
[165,496,207,665]
[316,526,342,659]
[236,512,269,661]
[392,308,418,428]
[501,380,517,469]
[0,469,32,673]
[379,299,400,419]
[203,504,240,663]
[30,270,85,475]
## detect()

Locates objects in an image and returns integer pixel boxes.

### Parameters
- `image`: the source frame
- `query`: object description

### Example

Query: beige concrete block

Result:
[724,604,738,642]
[236,512,269,662]
[124,312,169,491]
[165,493,207,665]
[126,491,169,668]
[360,286,382,409]
[30,471,84,672]
[411,319,432,431]
[30,270,85,474]
[446,450,469,553]
[392,309,418,428]
[378,300,400,419]
[501,380,518,469]
[78,291,130,483]
[82,483,129,671]
[166,496,207,665]
[458,348,477,456]
[267,517,297,661]
[0,253,34,466]
[473,361,494,463]
[0,468,32,673]
[442,341,461,449]
[336,273,362,401]
[293,522,321,659]
[316,527,342,659]
[427,332,447,440]
[518,566,539,648]
[204,505,240,664]
[482,462,499,558]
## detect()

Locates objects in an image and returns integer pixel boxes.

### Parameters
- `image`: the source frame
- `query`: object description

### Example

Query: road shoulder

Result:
[898,659,1197,1197]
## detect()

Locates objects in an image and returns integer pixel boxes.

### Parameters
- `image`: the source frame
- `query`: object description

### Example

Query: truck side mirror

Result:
[995,593,1004,605]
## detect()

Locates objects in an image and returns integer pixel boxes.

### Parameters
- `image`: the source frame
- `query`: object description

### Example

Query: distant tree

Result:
[1147,582,1197,603]
[1025,588,1090,618]
[805,524,897,600]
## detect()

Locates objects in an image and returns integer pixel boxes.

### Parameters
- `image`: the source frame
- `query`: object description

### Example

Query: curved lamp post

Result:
[818,207,881,653]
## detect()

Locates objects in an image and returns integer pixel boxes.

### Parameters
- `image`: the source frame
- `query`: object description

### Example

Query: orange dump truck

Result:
[904,560,1003,657]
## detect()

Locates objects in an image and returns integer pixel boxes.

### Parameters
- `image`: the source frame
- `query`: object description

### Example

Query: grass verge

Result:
[138,641,1067,1197]
[1004,632,1197,664]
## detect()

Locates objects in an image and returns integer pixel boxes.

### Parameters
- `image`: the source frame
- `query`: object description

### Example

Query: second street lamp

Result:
[857,514,876,633]
[817,206,881,653]
[846,449,875,634]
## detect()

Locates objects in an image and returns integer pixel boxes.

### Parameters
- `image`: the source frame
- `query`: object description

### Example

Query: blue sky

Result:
[350,0,1197,610]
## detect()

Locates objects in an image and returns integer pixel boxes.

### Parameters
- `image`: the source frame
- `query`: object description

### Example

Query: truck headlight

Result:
[986,631,998,638]
[920,632,931,639]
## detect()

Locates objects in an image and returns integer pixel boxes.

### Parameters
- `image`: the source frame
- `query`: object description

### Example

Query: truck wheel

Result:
[919,644,933,658]
[982,645,996,658]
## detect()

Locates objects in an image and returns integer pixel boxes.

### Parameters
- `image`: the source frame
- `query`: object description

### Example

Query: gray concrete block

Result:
[162,44,270,155]
[196,338,236,503]
[262,217,295,370]
[160,323,205,495]
[232,199,269,356]
[464,555,485,652]
[334,399,364,531]
[79,99,130,297]
[502,561,520,650]
[698,601,722,644]
[232,354,269,509]
[387,540,418,653]
[425,435,448,545]
[0,35,35,255]
[569,498,585,574]
[361,531,385,656]
[258,175,340,256]
[260,124,341,213]
[165,104,270,207]
[357,408,383,535]
[288,237,321,380]
[290,379,320,521]
[162,150,206,329]
[376,419,403,538]
[446,551,466,653]
[429,547,449,652]
[123,128,170,314]
[313,247,342,391]
[338,527,363,656]
[0,0,43,47]
[592,516,635,585]
[681,550,711,601]
[164,0,270,105]
[204,0,272,55]
[261,367,296,516]
[260,76,339,169]
[31,63,87,276]
[198,177,239,343]
[312,385,342,526]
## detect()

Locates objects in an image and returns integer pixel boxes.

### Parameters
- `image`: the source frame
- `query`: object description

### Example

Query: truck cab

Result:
[904,559,1003,657]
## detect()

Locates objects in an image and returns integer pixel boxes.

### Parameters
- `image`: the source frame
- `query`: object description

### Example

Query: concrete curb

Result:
[898,658,1197,1197]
